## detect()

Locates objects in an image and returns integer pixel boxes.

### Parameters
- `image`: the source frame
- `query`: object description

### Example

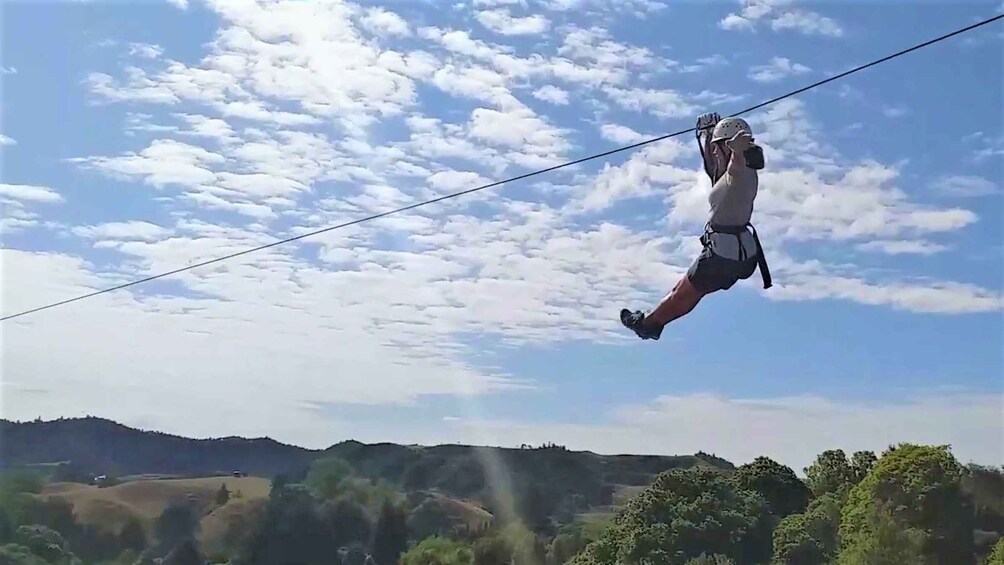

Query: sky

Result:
[1,0,1002,475]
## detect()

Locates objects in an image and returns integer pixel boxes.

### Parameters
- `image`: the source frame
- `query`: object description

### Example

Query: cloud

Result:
[5,0,1000,462]
[748,57,811,82]
[602,86,696,118]
[882,105,908,118]
[531,85,569,105]
[476,9,550,35]
[0,183,64,203]
[71,139,224,189]
[128,43,163,59]
[0,134,17,146]
[855,240,948,255]
[930,174,1000,198]
[720,0,843,37]
[165,0,188,9]
[1,66,16,75]
[770,10,843,37]
[72,221,172,242]
[360,7,411,37]
[599,123,648,144]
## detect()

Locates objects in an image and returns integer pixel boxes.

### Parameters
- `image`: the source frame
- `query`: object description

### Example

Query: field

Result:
[40,476,272,550]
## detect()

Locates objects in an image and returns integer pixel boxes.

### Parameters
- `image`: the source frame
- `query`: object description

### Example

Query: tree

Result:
[162,538,205,565]
[569,468,773,565]
[305,457,355,500]
[686,555,736,565]
[770,494,841,565]
[0,544,50,565]
[987,537,1004,565]
[732,457,811,521]
[399,536,473,565]
[547,530,587,565]
[154,502,199,556]
[323,497,372,549]
[371,501,409,565]
[836,502,927,565]
[473,535,510,565]
[240,484,340,565]
[216,483,231,507]
[838,444,974,565]
[804,450,856,499]
[850,451,877,483]
[119,518,147,553]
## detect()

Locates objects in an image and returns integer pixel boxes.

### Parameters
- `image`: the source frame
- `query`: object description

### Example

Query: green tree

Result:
[569,468,773,565]
[987,537,1004,565]
[770,493,841,565]
[215,483,230,507]
[0,544,50,565]
[322,497,372,549]
[804,450,856,499]
[305,457,355,500]
[849,451,877,483]
[473,535,510,565]
[732,457,811,520]
[371,501,409,565]
[686,555,736,565]
[119,518,147,553]
[836,503,926,565]
[154,502,199,556]
[399,537,473,565]
[547,530,587,565]
[838,444,973,565]
[162,538,204,565]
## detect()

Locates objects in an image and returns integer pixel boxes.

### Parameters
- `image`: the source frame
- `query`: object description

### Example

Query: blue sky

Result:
[2,0,1002,473]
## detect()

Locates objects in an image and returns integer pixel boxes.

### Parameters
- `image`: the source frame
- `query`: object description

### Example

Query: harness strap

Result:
[705,222,773,290]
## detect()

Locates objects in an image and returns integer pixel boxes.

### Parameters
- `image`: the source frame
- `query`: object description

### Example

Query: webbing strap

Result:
[705,222,773,290]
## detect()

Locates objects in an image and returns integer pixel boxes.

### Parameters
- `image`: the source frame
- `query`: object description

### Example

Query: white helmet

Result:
[711,117,752,142]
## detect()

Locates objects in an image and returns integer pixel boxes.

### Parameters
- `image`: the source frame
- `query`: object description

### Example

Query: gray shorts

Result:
[686,239,759,294]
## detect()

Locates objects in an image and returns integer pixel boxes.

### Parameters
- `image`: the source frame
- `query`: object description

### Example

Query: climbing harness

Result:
[701,222,773,289]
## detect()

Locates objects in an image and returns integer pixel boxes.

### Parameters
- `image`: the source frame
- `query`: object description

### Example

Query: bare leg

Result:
[644,274,707,327]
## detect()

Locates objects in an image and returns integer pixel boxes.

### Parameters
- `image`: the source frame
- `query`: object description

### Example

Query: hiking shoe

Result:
[620,308,663,340]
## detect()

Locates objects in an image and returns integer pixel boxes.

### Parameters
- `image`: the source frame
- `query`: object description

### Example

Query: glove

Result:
[696,112,720,132]
[743,144,765,170]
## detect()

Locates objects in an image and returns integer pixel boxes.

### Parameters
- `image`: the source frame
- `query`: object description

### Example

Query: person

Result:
[619,113,772,340]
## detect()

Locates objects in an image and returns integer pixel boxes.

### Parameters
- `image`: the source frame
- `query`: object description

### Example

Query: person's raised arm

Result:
[695,113,720,181]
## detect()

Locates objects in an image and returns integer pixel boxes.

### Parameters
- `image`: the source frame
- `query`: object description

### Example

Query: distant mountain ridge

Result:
[1,416,735,515]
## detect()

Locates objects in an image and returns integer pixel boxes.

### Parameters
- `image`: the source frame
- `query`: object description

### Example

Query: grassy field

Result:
[40,476,272,550]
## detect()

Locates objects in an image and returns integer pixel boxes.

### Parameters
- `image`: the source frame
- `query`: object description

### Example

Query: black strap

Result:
[705,222,773,290]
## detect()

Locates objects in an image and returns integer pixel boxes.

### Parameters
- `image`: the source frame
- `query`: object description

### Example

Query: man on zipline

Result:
[620,113,772,340]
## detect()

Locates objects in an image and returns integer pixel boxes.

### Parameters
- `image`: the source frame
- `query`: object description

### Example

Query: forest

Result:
[1,418,1002,564]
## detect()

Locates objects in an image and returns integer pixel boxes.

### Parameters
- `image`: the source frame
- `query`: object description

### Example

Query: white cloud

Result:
[720,0,843,37]
[166,0,188,9]
[128,43,163,59]
[427,170,492,192]
[72,221,172,242]
[1,66,16,75]
[855,240,948,255]
[476,9,550,35]
[930,174,1000,198]
[598,123,648,144]
[748,56,811,83]
[770,10,843,37]
[0,134,17,146]
[602,86,696,118]
[882,105,909,118]
[5,0,1000,464]
[71,139,224,189]
[360,7,411,37]
[0,183,64,203]
[530,85,569,105]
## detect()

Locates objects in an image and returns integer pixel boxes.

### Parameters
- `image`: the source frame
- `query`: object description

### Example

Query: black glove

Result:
[743,144,765,170]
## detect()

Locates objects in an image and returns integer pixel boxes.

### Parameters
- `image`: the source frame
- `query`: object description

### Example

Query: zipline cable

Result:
[3,12,1001,323]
